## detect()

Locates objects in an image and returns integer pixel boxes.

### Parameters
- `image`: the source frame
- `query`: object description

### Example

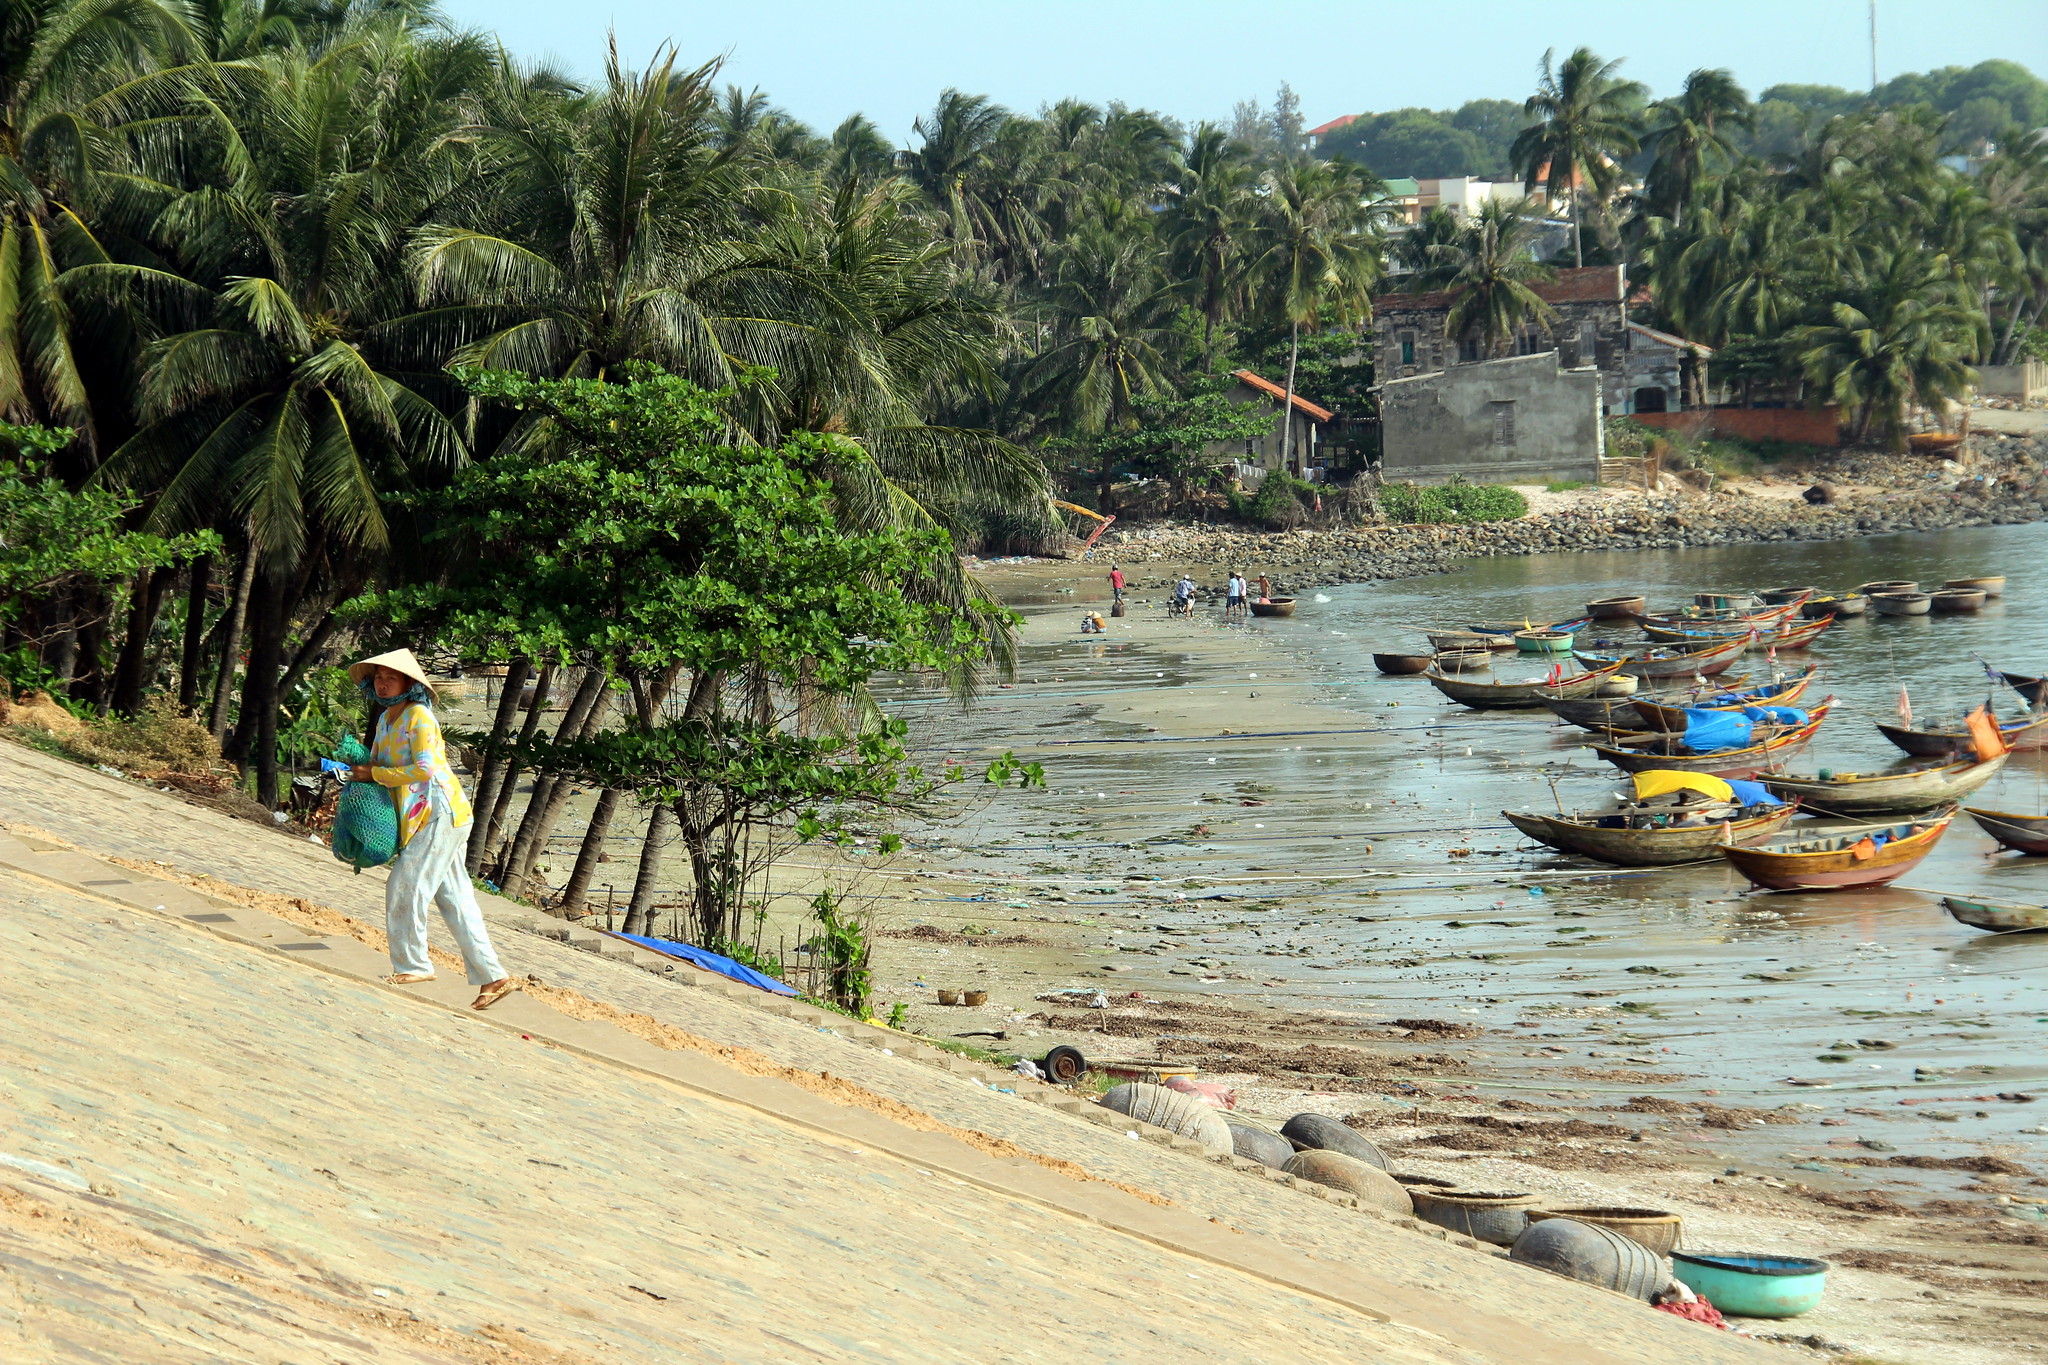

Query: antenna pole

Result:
[1869,0,1879,94]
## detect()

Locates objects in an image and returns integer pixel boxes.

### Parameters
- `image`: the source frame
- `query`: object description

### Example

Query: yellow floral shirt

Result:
[370,701,473,845]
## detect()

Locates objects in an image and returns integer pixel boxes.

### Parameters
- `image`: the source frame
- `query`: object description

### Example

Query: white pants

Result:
[386,788,505,984]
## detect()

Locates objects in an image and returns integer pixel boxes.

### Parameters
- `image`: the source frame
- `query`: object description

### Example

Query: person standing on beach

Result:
[1225,571,1246,621]
[347,649,516,1010]
[1108,563,1125,604]
[1171,574,1195,616]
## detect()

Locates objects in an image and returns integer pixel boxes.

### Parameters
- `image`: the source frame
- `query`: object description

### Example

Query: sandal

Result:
[384,972,436,985]
[471,978,518,1011]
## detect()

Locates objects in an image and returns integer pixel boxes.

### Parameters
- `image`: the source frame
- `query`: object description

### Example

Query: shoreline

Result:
[866,533,2048,1365]
[1028,434,2048,594]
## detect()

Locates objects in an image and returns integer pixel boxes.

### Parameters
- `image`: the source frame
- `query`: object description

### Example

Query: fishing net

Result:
[328,733,399,872]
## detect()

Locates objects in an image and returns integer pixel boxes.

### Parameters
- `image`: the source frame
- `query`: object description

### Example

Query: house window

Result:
[1634,387,1668,414]
[1398,330,1416,366]
[1460,336,1480,363]
[1519,327,1540,356]
[1491,400,1516,447]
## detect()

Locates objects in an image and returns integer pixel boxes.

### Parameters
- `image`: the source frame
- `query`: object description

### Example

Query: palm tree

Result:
[1163,123,1255,366]
[1243,157,1384,473]
[1394,205,1465,289]
[1511,47,1645,268]
[828,113,894,184]
[1014,200,1183,502]
[1790,243,1983,448]
[1643,69,1750,227]
[1432,198,1557,359]
[91,29,491,800]
[899,89,1009,256]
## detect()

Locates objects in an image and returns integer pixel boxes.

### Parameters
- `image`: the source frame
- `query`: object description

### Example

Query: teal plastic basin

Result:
[1671,1252,1828,1318]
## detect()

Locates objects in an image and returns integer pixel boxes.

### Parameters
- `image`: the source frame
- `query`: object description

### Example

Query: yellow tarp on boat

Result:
[1632,770,1735,802]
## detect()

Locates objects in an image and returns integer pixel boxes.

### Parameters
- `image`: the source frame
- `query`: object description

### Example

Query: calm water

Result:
[903,523,2048,1171]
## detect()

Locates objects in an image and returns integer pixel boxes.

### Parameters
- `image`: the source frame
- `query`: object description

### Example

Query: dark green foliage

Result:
[1377,480,1528,525]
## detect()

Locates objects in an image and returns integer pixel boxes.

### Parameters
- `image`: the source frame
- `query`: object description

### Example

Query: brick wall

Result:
[1632,406,1841,447]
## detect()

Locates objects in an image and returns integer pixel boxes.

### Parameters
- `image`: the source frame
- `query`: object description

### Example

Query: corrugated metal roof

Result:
[1231,369,1335,422]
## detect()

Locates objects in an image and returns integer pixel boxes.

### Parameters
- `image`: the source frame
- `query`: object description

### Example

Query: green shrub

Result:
[1545,479,1588,492]
[1230,469,1317,528]
[1378,478,1528,524]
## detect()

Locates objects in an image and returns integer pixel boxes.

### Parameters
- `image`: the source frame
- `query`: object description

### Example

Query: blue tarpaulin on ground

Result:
[607,931,800,996]
[1725,778,1774,806]
[1681,708,1754,752]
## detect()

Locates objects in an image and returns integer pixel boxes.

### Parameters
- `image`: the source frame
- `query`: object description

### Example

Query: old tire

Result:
[1098,1083,1232,1157]
[1040,1045,1087,1085]
[1281,1150,1413,1214]
[1510,1216,1665,1301]
[1226,1121,1295,1169]
[1281,1113,1389,1169]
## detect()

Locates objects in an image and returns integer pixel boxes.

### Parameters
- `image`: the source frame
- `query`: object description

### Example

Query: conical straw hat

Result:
[348,648,437,701]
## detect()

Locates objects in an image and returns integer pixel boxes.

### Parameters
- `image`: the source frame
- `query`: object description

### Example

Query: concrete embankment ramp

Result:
[0,743,1771,1363]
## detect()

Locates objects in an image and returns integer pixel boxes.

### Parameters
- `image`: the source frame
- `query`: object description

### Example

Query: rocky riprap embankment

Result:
[1097,444,2048,593]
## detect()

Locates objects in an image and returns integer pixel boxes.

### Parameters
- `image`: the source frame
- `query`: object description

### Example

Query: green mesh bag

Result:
[329,733,399,872]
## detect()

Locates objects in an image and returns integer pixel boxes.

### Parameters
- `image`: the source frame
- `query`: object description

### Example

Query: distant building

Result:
[1370,265,1707,415]
[1370,176,1533,226]
[1211,369,1335,481]
[1378,353,1603,486]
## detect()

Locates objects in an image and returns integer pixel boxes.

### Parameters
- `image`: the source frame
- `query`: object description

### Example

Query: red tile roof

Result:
[1232,369,1335,422]
[1308,114,1359,138]
[1374,264,1624,313]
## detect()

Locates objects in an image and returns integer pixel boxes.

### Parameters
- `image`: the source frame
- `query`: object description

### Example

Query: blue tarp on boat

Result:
[607,931,801,995]
[1739,705,1808,726]
[1681,708,1754,752]
[1725,778,1775,806]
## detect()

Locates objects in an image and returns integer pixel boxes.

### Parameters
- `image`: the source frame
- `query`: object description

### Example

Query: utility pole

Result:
[1868,0,1879,94]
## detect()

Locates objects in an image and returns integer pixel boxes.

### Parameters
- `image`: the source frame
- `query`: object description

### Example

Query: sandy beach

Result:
[846,546,2048,1365]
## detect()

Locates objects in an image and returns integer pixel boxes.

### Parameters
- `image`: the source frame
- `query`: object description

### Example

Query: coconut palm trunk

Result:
[175,556,212,713]
[208,539,257,740]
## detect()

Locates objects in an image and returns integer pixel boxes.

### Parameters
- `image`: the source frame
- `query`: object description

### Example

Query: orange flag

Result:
[1965,705,2008,761]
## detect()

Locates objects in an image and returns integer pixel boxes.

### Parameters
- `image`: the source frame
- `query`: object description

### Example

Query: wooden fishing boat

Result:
[1998,671,2047,709]
[1514,628,1575,654]
[1802,593,1868,618]
[1546,695,1660,731]
[1636,601,1799,632]
[1930,588,1986,613]
[1870,590,1933,616]
[1876,710,2048,756]
[1424,660,1625,710]
[1428,629,1508,653]
[1464,616,1594,641]
[1945,576,2005,598]
[1505,801,1798,867]
[1963,807,2048,855]
[1757,586,1817,605]
[1588,705,1832,777]
[1941,895,2048,932]
[1721,813,1955,891]
[1857,580,1918,596]
[1373,652,1434,675]
[1587,595,1646,619]
[1753,616,1834,651]
[1248,597,1295,617]
[1434,649,1494,672]
[1631,665,1821,730]
[1576,636,1747,680]
[1760,754,2008,815]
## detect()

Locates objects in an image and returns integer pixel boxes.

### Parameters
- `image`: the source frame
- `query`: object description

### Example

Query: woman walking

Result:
[347,649,517,1010]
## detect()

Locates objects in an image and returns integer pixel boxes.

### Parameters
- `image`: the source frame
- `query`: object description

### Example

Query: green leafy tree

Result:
[1432,198,1556,359]
[1086,375,1273,504]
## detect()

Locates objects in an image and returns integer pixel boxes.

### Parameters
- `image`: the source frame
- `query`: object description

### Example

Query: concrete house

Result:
[1378,352,1603,486]
[1213,369,1335,480]
[1374,265,1665,413]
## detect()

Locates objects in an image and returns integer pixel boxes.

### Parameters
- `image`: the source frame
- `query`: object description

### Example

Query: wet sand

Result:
[855,530,2048,1364]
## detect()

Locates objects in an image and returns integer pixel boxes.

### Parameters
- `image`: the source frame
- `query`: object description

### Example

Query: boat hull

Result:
[1722,817,1953,891]
[1249,598,1295,617]
[1760,756,2006,815]
[1871,592,1932,616]
[1576,637,1746,679]
[1587,596,1646,619]
[1803,594,1867,618]
[1373,653,1433,675]
[1930,589,1986,613]
[1589,714,1827,777]
[1965,807,2048,855]
[1505,805,1797,866]
[1631,668,1819,730]
[1945,576,2004,598]
[1426,662,1624,710]
[1876,712,2048,756]
[1942,895,2048,931]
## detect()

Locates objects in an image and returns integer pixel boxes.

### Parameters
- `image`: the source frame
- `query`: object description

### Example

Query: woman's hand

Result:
[350,764,373,783]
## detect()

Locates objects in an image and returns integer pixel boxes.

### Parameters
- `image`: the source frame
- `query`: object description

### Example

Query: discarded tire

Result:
[1280,1113,1389,1169]
[1226,1121,1295,1169]
[1040,1045,1087,1085]
[1510,1216,1665,1301]
[1411,1189,1540,1246]
[1098,1083,1232,1157]
[1281,1150,1413,1214]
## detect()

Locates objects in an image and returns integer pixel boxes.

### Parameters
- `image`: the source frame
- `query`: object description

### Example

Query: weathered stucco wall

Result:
[1379,353,1602,485]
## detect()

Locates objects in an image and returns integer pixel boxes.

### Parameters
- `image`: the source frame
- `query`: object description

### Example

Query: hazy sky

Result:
[443,1,2048,140]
